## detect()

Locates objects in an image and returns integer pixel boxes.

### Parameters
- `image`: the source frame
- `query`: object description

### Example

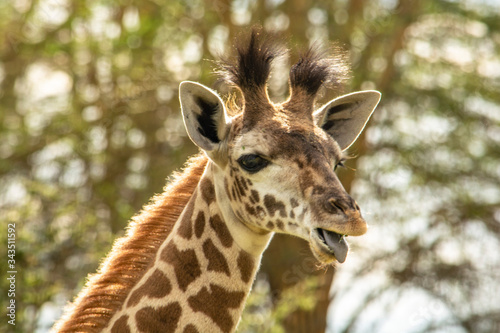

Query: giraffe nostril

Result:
[326,196,361,214]
[348,196,361,212]
[327,198,347,214]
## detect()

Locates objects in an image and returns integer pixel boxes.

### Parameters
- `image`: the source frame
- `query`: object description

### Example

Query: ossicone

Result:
[285,44,350,117]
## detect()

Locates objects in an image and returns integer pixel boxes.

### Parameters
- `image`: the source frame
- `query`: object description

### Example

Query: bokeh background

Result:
[1,0,500,332]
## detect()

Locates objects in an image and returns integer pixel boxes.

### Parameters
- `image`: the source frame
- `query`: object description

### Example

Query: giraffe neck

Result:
[106,161,273,333]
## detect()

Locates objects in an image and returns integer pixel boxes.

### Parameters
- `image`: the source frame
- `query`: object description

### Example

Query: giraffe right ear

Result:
[313,90,381,151]
[179,81,231,152]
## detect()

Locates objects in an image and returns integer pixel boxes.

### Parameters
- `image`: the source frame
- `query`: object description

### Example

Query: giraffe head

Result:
[180,31,380,264]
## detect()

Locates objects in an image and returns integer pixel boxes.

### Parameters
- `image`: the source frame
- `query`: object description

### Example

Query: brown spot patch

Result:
[187,284,246,333]
[240,176,249,191]
[183,324,199,333]
[237,251,255,284]
[276,220,285,230]
[136,302,182,333]
[127,269,172,307]
[203,239,230,276]
[234,176,247,197]
[312,185,326,195]
[245,203,256,216]
[194,211,205,238]
[266,221,274,230]
[232,187,239,202]
[161,242,201,291]
[200,178,216,205]
[299,169,314,193]
[263,194,287,218]
[111,315,130,333]
[177,212,193,240]
[209,214,233,248]
[250,190,260,204]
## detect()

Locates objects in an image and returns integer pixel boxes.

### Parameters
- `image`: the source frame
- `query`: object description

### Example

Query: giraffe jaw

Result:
[311,228,349,264]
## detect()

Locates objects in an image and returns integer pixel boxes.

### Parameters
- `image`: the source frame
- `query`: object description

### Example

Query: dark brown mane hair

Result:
[217,27,350,122]
[288,44,350,98]
[217,28,285,95]
[285,44,350,117]
[54,153,208,332]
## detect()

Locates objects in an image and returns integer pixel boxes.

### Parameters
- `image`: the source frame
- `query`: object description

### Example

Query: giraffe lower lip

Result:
[316,228,349,263]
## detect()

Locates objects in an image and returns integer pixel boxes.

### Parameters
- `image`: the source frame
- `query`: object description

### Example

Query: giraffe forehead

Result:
[233,123,341,162]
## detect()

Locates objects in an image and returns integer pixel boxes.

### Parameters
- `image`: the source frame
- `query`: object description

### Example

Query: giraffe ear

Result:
[179,81,231,152]
[314,90,381,151]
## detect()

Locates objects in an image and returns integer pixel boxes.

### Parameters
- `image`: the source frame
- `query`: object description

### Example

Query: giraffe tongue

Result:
[319,229,349,263]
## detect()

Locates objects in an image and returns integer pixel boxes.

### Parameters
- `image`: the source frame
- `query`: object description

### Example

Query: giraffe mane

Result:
[54,153,208,332]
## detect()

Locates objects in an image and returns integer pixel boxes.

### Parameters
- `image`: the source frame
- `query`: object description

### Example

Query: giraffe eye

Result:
[237,154,269,173]
[334,159,346,171]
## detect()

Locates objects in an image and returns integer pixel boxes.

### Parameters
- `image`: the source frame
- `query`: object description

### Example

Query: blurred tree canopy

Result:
[0,0,499,332]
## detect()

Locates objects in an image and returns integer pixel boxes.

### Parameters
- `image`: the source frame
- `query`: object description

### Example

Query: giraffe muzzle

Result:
[308,194,367,264]
[321,193,367,236]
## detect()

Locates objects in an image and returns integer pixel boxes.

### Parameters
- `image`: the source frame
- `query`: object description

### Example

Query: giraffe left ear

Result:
[314,90,381,151]
[179,81,231,153]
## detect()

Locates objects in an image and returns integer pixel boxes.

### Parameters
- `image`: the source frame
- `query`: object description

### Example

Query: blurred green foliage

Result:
[239,276,318,333]
[0,0,499,332]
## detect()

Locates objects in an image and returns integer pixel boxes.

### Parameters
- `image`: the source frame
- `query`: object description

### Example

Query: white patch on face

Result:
[231,129,272,159]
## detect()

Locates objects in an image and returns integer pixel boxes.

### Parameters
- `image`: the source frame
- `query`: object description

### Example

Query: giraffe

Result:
[53,30,381,333]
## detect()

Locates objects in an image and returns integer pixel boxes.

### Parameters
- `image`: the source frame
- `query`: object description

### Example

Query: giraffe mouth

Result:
[316,228,349,263]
